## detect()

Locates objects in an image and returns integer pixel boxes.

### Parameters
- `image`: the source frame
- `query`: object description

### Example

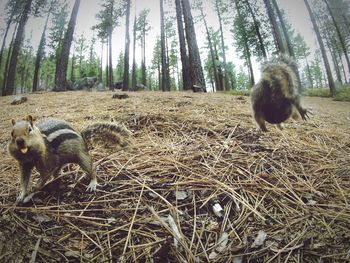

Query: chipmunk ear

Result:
[11,119,16,126]
[26,115,34,127]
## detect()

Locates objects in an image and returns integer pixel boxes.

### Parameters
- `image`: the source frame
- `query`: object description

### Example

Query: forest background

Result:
[0,0,349,98]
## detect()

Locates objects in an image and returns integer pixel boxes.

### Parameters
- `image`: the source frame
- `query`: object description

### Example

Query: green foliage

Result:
[303,88,330,97]
[226,89,250,96]
[232,0,273,60]
[334,87,350,101]
[48,1,68,55]
[236,66,251,90]
[92,0,125,40]
[303,86,350,101]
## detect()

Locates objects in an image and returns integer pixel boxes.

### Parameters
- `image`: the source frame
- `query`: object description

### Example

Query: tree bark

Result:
[201,9,220,92]
[141,31,147,86]
[181,0,206,92]
[175,0,191,90]
[160,0,170,91]
[215,0,229,91]
[304,0,336,96]
[122,0,131,91]
[263,0,285,54]
[99,41,103,81]
[271,0,303,90]
[235,0,254,86]
[2,21,18,96]
[244,0,267,59]
[33,5,52,92]
[4,0,33,95]
[55,0,80,91]
[131,15,137,91]
[108,29,113,90]
[324,0,350,83]
[0,17,14,76]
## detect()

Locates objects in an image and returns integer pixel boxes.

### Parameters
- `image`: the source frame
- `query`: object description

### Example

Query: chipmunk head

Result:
[10,115,36,155]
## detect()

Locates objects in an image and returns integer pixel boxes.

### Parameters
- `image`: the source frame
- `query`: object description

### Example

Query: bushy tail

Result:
[81,122,130,148]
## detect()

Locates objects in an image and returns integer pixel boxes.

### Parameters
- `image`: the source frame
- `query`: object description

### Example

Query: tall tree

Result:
[131,15,137,91]
[214,0,229,91]
[2,22,18,96]
[93,0,123,89]
[4,0,33,95]
[324,0,350,81]
[199,5,221,91]
[0,0,22,78]
[136,9,150,87]
[234,0,254,86]
[33,1,54,92]
[263,0,285,54]
[75,33,87,78]
[54,0,80,91]
[304,0,336,96]
[175,0,191,90]
[244,0,267,59]
[181,0,206,92]
[271,0,303,90]
[122,0,131,91]
[160,0,170,91]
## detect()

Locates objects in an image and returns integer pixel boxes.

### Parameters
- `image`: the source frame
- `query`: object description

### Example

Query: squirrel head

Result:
[10,115,36,155]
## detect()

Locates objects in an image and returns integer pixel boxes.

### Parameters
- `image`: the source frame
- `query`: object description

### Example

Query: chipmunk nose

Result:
[16,138,25,147]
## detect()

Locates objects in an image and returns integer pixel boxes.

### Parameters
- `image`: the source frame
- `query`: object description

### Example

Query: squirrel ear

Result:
[26,115,34,127]
[11,119,16,126]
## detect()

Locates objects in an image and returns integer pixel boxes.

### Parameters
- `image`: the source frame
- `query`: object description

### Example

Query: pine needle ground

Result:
[0,91,349,262]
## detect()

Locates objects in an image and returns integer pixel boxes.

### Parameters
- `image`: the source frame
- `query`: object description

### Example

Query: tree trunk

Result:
[263,0,285,54]
[271,0,302,91]
[55,0,80,91]
[213,42,225,91]
[141,31,147,86]
[33,6,52,92]
[324,0,350,81]
[304,0,336,96]
[131,15,137,91]
[122,0,131,91]
[244,0,267,59]
[2,22,18,96]
[201,9,220,92]
[105,37,109,86]
[70,53,75,82]
[4,0,33,96]
[304,55,313,88]
[175,0,191,90]
[160,0,170,91]
[181,0,206,92]
[108,30,113,90]
[215,0,229,91]
[99,41,103,82]
[235,0,254,86]
[0,21,13,75]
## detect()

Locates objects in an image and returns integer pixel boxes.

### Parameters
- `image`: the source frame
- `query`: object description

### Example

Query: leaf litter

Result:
[0,91,349,262]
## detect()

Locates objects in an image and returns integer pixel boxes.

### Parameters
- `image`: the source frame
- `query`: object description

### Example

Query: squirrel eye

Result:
[11,131,14,137]
[28,126,33,133]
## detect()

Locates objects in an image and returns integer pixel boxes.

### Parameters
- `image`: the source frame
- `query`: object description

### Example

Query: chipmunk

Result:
[250,55,311,132]
[8,115,130,202]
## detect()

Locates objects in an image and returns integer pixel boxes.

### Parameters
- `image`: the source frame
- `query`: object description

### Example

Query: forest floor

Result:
[0,91,349,262]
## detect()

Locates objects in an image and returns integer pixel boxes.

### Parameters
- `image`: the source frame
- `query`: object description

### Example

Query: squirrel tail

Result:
[81,122,130,148]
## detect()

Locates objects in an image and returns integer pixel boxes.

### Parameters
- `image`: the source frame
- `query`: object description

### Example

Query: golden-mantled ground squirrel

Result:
[8,115,130,202]
[250,55,311,132]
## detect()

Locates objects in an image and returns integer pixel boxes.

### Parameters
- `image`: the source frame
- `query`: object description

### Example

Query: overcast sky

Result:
[0,0,319,79]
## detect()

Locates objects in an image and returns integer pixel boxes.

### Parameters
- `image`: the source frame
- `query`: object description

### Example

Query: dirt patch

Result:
[0,91,349,262]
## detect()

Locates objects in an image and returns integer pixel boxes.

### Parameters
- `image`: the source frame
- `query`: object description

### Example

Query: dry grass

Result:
[0,91,349,262]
